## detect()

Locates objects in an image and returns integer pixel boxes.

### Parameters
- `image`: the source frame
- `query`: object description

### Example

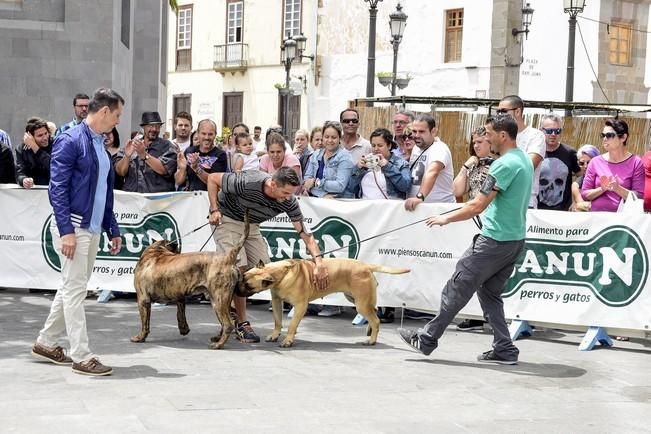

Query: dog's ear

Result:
[261,276,274,287]
[256,260,265,269]
[167,240,180,253]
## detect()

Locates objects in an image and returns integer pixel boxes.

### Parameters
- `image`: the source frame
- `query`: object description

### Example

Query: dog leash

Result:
[316,207,482,257]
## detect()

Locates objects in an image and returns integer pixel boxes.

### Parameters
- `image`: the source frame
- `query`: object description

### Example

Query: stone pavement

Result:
[0,287,649,434]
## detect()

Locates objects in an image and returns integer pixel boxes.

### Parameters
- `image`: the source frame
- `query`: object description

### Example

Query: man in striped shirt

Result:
[207,167,329,343]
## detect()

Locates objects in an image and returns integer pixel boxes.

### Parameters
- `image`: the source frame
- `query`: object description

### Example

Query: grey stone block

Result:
[11,37,29,57]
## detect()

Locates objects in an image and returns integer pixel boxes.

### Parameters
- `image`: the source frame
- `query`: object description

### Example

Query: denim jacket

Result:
[344,153,411,199]
[304,146,354,197]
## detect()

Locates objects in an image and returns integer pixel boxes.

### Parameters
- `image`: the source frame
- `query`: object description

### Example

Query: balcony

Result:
[213,43,248,75]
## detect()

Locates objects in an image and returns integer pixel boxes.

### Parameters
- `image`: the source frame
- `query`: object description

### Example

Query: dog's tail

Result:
[227,208,250,265]
[368,264,411,275]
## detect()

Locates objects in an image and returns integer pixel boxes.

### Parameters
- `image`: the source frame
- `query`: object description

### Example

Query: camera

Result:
[365,153,380,169]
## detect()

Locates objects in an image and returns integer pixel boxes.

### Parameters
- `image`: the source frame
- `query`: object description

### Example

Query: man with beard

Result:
[175,119,228,191]
[398,114,532,365]
[172,111,193,153]
[404,114,455,211]
[116,111,177,192]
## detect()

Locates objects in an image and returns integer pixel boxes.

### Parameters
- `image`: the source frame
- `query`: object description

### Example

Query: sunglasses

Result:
[403,134,413,140]
[542,128,562,135]
[601,132,619,139]
[341,119,359,124]
[495,107,517,114]
[578,161,588,166]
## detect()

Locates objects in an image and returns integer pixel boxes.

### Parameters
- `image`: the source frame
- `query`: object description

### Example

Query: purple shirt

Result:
[581,154,644,212]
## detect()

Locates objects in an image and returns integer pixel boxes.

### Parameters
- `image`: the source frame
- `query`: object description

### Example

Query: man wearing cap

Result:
[115,111,177,192]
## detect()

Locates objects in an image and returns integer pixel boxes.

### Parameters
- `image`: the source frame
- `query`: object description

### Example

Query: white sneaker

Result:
[352,313,368,325]
[318,306,342,317]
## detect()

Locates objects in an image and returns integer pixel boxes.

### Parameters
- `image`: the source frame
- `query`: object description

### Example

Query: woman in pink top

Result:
[581,119,644,212]
[259,132,302,179]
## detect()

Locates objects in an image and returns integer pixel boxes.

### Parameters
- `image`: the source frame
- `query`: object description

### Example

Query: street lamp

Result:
[512,3,534,39]
[281,35,297,140]
[280,33,314,140]
[364,0,383,98]
[389,3,407,96]
[563,0,586,111]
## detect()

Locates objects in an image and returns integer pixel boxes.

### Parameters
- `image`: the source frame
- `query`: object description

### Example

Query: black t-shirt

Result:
[537,143,580,211]
[184,145,228,191]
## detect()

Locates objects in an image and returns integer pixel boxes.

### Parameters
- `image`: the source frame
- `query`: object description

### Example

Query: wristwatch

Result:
[416,192,425,201]
[144,154,150,161]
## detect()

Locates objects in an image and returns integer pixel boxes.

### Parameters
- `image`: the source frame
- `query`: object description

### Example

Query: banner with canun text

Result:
[0,185,649,333]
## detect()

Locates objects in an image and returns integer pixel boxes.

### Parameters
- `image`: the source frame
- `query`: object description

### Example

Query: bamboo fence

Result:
[354,106,651,175]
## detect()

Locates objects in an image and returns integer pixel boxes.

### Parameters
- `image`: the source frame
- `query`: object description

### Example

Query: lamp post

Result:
[563,0,586,111]
[281,35,297,140]
[389,3,407,96]
[364,0,383,98]
[512,3,534,39]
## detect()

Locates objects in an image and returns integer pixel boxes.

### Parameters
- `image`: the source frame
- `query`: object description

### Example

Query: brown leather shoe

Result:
[31,343,72,365]
[72,358,113,376]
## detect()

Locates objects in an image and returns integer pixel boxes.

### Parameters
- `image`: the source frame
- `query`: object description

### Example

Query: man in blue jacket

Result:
[31,88,124,376]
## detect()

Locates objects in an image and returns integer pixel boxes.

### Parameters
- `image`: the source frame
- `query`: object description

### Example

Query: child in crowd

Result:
[232,132,260,172]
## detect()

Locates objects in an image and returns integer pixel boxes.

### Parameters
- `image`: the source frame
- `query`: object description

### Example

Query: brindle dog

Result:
[131,211,249,349]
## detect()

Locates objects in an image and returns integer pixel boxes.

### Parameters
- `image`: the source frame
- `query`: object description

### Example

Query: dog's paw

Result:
[280,339,294,348]
[362,340,377,346]
[130,335,146,343]
[265,334,280,342]
[209,342,225,350]
[179,327,190,336]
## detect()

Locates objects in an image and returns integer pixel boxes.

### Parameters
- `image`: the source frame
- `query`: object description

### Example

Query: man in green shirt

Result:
[398,114,533,365]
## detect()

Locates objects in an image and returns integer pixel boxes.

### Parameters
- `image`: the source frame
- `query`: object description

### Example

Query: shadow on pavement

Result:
[405,358,587,378]
[99,364,187,380]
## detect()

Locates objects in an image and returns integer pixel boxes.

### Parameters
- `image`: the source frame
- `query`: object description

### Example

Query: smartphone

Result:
[133,128,144,141]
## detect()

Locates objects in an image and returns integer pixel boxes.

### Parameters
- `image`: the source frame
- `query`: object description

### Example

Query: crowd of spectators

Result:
[2,92,651,334]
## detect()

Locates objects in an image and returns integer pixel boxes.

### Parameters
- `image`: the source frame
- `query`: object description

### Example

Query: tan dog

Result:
[131,213,249,349]
[243,258,410,347]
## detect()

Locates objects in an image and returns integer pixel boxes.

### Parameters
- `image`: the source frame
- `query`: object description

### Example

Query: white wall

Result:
[310,0,493,126]
[166,0,317,133]
[518,0,602,103]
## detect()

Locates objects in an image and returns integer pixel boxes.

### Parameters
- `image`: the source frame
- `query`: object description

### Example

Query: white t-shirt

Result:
[234,152,260,171]
[174,139,191,153]
[516,126,546,208]
[408,139,455,203]
[360,170,389,199]
[252,138,264,153]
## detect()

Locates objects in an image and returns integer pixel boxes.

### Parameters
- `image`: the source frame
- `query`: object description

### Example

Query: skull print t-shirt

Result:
[516,127,546,208]
[537,143,580,211]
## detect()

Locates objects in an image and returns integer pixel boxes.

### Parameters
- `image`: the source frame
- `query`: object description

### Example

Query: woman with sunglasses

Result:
[453,126,497,202]
[581,119,644,212]
[303,121,354,198]
[396,123,418,163]
[570,144,600,211]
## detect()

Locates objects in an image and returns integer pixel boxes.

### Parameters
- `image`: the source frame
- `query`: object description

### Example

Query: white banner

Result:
[1,186,649,333]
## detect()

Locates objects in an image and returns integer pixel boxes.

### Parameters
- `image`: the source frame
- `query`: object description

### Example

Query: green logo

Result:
[503,225,648,307]
[41,212,181,272]
[262,216,360,260]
